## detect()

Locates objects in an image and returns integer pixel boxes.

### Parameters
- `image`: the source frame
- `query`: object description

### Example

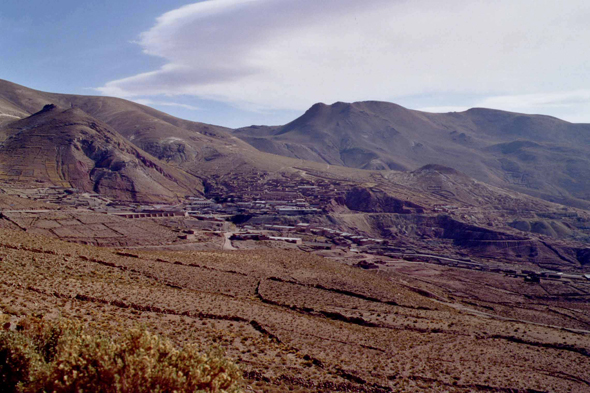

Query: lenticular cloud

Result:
[98,0,590,116]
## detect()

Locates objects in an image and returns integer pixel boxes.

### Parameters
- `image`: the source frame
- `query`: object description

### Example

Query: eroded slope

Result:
[0,104,202,202]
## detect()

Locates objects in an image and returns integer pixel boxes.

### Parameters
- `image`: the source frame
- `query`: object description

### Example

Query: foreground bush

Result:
[0,316,242,393]
[0,330,41,393]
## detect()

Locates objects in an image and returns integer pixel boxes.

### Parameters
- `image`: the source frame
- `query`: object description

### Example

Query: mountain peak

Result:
[305,102,330,115]
[332,101,351,107]
[413,164,462,176]
[34,103,59,115]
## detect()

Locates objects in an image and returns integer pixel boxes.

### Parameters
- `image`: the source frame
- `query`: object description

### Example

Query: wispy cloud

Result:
[417,91,590,120]
[132,98,201,111]
[98,0,590,121]
[461,90,590,122]
[477,91,590,110]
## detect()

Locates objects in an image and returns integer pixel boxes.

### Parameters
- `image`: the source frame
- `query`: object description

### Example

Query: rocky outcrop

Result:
[438,216,526,243]
[345,187,423,214]
[0,104,202,202]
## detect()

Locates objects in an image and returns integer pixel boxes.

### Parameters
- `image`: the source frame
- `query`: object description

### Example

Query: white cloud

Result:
[132,98,201,111]
[469,90,590,122]
[477,90,590,110]
[416,91,590,122]
[98,0,590,121]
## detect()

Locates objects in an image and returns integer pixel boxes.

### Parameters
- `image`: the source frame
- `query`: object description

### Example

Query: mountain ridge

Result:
[235,100,590,208]
[0,78,252,166]
[3,79,590,209]
[0,102,203,202]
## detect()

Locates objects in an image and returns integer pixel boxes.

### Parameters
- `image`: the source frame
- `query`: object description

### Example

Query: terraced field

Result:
[1,228,589,392]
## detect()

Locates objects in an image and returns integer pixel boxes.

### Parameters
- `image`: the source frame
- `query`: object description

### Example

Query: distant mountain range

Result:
[2,79,590,209]
[236,101,590,208]
[0,79,346,200]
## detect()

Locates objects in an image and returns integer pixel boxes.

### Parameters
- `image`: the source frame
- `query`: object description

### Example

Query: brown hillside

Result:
[235,101,590,208]
[0,79,256,165]
[0,104,202,202]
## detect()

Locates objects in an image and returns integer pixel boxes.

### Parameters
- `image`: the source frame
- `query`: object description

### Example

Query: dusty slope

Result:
[0,79,242,163]
[235,101,590,208]
[4,79,590,209]
[1,227,589,392]
[0,79,379,180]
[0,103,202,202]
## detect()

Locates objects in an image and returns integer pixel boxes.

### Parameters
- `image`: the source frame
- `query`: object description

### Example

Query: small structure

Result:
[524,273,540,283]
[295,223,312,233]
[111,210,186,219]
[231,233,270,241]
[304,242,335,250]
[268,236,303,245]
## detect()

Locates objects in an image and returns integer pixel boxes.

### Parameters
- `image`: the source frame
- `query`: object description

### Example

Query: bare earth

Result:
[1,228,589,392]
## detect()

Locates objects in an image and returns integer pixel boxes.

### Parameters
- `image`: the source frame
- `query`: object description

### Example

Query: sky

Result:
[1,0,590,127]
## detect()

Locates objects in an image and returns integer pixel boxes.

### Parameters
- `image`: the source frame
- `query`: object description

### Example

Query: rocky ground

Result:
[1,227,589,392]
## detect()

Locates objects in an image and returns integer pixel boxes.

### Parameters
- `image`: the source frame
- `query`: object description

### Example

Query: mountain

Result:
[2,80,590,251]
[0,103,201,202]
[0,79,367,181]
[8,79,590,210]
[235,101,590,208]
[0,79,263,171]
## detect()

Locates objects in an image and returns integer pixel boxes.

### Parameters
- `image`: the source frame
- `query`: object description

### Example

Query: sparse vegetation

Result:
[0,316,243,393]
[0,227,589,392]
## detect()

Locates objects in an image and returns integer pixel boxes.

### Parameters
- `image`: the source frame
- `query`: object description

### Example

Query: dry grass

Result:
[0,227,589,392]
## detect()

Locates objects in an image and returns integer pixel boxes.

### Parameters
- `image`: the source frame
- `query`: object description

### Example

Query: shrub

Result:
[0,317,243,393]
[0,331,41,393]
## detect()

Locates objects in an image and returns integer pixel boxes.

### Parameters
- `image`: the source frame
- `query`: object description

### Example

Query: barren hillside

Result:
[236,101,590,208]
[0,103,202,202]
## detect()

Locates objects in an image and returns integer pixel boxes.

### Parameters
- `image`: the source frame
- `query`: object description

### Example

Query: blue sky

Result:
[2,0,590,127]
[0,0,302,126]
[1,1,172,93]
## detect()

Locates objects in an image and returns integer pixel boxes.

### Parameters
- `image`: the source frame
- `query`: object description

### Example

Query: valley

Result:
[1,80,590,392]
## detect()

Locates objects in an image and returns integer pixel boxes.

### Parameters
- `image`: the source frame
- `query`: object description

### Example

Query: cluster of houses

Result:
[230,232,303,245]
[10,174,342,222]
[5,170,349,218]
[184,197,322,216]
[232,223,388,249]
[8,185,590,284]
[4,186,111,209]
[201,172,346,214]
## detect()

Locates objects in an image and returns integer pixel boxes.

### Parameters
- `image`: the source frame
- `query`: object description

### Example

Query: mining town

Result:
[2,177,589,291]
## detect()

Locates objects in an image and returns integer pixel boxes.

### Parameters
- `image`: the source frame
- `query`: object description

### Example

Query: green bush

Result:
[0,331,41,393]
[0,317,243,393]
